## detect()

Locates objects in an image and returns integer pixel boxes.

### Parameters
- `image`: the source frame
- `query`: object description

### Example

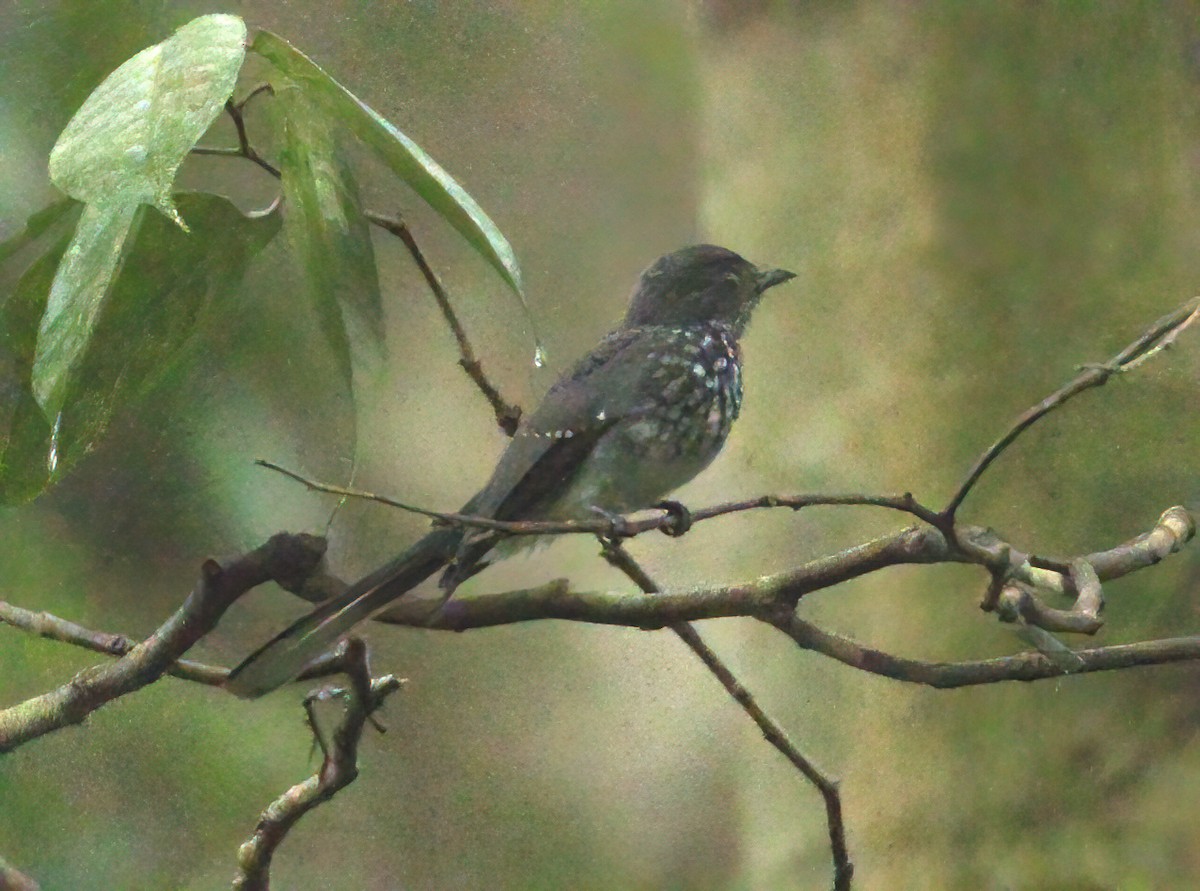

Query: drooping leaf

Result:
[56,194,281,467]
[2,194,280,503]
[272,81,384,386]
[250,30,530,310]
[32,202,141,416]
[48,14,247,225]
[0,245,66,503]
[0,205,83,501]
[33,14,249,419]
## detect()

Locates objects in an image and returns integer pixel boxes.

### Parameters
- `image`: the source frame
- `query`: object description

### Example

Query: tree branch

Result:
[942,295,1200,519]
[6,509,1191,700]
[233,638,403,890]
[771,615,1200,688]
[0,600,228,686]
[0,534,326,752]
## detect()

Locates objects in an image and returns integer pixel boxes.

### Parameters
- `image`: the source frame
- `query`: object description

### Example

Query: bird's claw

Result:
[656,500,693,537]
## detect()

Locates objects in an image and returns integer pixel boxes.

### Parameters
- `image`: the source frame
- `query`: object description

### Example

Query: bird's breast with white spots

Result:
[641,324,743,457]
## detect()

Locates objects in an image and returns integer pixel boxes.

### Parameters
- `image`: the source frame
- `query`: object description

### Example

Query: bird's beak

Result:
[755,267,797,294]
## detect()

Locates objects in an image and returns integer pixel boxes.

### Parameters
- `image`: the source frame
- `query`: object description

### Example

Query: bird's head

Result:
[622,244,795,333]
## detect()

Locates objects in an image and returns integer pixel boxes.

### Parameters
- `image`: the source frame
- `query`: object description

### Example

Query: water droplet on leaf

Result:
[47,413,62,473]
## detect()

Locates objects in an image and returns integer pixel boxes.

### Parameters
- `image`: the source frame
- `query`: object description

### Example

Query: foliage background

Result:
[3,1,1200,888]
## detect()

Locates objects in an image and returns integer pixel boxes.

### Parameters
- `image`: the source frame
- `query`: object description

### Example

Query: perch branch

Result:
[256,458,942,539]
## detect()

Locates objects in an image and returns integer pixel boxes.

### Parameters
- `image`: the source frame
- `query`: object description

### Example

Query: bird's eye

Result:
[724,272,740,283]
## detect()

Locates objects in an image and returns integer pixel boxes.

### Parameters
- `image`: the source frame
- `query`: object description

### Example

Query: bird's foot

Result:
[655,500,693,537]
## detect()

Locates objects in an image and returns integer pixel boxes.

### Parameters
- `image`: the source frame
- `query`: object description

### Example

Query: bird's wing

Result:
[467,326,651,523]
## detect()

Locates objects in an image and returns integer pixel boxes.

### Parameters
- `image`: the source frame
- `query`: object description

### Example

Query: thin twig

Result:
[599,539,853,891]
[0,600,227,685]
[235,83,274,111]
[0,534,326,752]
[365,210,523,435]
[191,100,520,435]
[1121,300,1200,370]
[233,638,403,890]
[943,295,1200,519]
[212,97,281,178]
[255,458,942,538]
[771,614,1200,688]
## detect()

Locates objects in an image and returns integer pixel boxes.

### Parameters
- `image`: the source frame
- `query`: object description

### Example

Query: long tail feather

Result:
[225,527,462,697]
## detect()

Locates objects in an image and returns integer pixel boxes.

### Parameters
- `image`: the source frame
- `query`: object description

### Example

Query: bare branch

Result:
[598,540,853,891]
[5,509,1190,704]
[995,581,1103,635]
[365,210,523,435]
[957,506,1194,593]
[233,638,403,890]
[256,458,942,541]
[0,534,325,752]
[369,508,1192,634]
[772,614,1200,688]
[370,525,945,629]
[942,295,1200,519]
[0,600,228,685]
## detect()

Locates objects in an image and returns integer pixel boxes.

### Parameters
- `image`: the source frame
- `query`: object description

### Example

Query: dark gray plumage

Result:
[227,244,795,697]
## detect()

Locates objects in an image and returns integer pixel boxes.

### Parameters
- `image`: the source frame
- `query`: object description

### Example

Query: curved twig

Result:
[233,638,403,889]
[943,296,1200,520]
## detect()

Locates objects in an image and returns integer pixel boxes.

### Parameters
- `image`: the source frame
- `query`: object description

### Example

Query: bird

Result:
[226,244,795,697]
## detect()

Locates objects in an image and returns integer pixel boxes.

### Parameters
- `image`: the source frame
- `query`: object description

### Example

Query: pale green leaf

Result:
[251,30,529,309]
[48,14,247,224]
[32,202,140,416]
[273,83,384,385]
[5,194,280,501]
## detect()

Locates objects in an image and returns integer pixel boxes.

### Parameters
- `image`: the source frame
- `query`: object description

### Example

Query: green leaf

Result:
[2,194,280,503]
[48,14,247,226]
[55,194,281,470]
[0,245,65,503]
[32,201,141,416]
[34,14,249,419]
[273,83,384,385]
[250,29,529,307]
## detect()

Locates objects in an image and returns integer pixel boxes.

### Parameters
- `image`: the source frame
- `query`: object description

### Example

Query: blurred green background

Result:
[3,1,1200,888]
